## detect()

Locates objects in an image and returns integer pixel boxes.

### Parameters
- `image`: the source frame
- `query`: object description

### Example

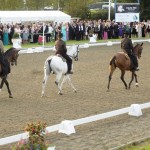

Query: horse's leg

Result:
[128,71,135,89]
[55,73,63,95]
[134,73,139,87]
[0,77,5,92]
[5,79,13,98]
[41,73,49,97]
[0,76,13,98]
[120,70,128,89]
[107,65,116,91]
[59,75,67,91]
[66,75,77,92]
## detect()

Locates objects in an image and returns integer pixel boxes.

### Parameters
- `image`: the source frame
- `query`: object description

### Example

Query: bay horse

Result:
[107,43,143,90]
[0,48,20,98]
[41,44,79,96]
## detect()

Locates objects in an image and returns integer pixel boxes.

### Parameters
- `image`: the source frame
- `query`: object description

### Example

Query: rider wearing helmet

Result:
[55,32,73,74]
[121,31,139,71]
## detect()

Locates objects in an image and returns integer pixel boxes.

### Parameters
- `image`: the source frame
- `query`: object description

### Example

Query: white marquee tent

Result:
[0,10,71,23]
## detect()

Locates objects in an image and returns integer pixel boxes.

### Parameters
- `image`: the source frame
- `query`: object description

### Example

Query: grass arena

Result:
[0,42,150,150]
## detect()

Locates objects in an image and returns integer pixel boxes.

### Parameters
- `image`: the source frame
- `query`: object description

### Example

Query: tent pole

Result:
[43,22,44,50]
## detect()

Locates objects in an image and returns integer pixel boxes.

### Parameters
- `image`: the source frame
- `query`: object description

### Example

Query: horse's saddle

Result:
[56,54,66,62]
[118,52,133,69]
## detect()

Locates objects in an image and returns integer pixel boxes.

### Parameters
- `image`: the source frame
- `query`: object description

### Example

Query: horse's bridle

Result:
[133,44,143,59]
[68,45,79,61]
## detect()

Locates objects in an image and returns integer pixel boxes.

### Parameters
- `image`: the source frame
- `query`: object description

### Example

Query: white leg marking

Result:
[135,83,139,87]
[41,73,49,97]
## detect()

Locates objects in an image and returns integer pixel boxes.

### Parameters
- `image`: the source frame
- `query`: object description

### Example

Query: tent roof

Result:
[0,10,71,23]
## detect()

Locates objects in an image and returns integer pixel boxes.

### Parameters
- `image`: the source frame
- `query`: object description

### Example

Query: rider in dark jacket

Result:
[55,32,73,74]
[121,32,139,71]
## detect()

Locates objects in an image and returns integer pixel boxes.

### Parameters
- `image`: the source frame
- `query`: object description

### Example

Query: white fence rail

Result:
[0,102,150,146]
[19,39,150,54]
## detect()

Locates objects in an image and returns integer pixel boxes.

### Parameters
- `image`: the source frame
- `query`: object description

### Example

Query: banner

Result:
[115,3,140,22]
[115,13,139,22]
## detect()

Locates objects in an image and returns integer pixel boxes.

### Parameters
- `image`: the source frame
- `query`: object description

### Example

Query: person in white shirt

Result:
[48,23,54,42]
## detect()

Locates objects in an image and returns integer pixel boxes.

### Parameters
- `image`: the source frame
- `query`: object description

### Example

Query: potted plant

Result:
[12,32,22,49]
[12,121,55,150]
[12,32,20,39]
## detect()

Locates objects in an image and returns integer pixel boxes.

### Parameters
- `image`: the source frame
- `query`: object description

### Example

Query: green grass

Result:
[118,138,150,150]
[4,37,150,50]
[4,39,108,49]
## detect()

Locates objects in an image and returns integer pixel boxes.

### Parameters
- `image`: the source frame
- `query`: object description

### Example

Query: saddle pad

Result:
[56,54,66,62]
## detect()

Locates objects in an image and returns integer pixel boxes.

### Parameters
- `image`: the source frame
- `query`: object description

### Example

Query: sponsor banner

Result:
[115,13,139,22]
[116,4,139,13]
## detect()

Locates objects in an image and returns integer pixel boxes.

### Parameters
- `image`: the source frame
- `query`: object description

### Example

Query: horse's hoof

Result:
[74,90,77,93]
[58,92,63,95]
[107,89,110,92]
[0,89,1,92]
[135,83,139,87]
[9,95,13,98]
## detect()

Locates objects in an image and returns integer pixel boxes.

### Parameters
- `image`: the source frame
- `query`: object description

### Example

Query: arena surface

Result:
[0,42,150,150]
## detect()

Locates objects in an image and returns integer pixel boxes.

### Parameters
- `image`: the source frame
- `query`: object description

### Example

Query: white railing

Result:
[19,39,150,54]
[0,102,150,146]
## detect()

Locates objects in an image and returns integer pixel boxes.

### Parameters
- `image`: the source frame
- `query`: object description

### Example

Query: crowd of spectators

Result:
[0,19,150,46]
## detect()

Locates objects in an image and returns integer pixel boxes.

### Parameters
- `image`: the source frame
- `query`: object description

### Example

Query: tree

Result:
[0,0,24,10]
[140,0,150,20]
[0,0,150,20]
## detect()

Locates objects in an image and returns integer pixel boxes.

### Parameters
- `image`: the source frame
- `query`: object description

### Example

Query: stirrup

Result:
[132,67,139,71]
[67,71,73,74]
[135,67,139,71]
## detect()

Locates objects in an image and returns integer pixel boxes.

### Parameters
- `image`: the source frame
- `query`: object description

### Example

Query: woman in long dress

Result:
[22,25,29,43]
[103,23,108,40]
[118,23,123,38]
[137,22,142,38]
[3,25,9,45]
[61,23,67,41]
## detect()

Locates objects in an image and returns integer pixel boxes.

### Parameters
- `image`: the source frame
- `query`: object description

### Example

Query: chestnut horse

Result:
[107,43,143,90]
[0,48,20,98]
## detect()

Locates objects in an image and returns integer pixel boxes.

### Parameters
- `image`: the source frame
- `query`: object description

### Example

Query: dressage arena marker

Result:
[0,102,150,146]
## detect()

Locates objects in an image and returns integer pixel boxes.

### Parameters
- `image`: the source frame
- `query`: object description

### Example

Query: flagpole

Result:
[108,0,111,20]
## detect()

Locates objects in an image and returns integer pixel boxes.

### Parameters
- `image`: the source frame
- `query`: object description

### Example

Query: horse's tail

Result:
[109,56,116,69]
[48,59,52,72]
[44,57,53,74]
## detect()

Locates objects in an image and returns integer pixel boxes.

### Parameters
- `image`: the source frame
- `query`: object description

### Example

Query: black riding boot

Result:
[67,62,73,74]
[132,55,139,71]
